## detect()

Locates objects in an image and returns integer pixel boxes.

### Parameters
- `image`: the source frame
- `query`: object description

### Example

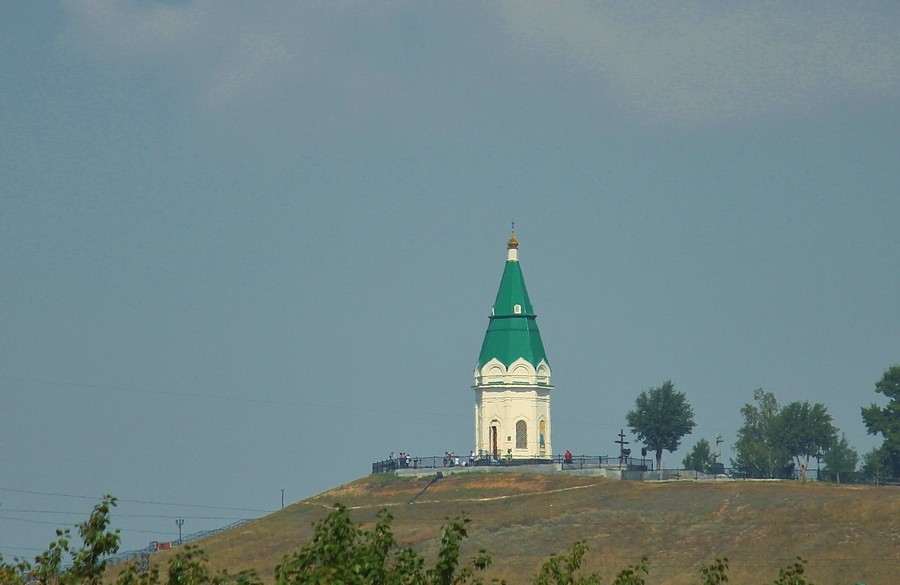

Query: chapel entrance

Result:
[490,424,499,459]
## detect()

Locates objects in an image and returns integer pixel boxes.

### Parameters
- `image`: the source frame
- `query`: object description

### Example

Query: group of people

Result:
[443,450,480,467]
[384,449,579,471]
[388,451,416,469]
[387,449,578,469]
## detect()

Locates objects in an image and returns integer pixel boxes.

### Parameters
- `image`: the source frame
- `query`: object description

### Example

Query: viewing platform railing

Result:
[372,453,653,474]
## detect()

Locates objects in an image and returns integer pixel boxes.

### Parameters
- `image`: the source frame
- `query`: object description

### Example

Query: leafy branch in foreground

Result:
[771,557,814,585]
[115,543,261,585]
[4,494,121,585]
[275,504,497,585]
[532,541,602,585]
[699,558,728,585]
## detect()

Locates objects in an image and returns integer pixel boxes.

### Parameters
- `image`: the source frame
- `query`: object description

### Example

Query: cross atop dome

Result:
[507,231,519,259]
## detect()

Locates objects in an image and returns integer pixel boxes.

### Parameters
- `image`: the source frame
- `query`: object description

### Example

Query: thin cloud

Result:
[61,0,207,60]
[60,1,313,112]
[496,2,900,124]
[59,2,900,126]
[57,2,477,128]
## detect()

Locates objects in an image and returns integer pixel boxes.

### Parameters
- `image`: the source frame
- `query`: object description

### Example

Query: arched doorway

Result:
[490,423,499,459]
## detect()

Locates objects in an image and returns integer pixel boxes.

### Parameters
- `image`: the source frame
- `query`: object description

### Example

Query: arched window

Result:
[516,420,527,449]
[514,304,522,314]
[539,420,546,449]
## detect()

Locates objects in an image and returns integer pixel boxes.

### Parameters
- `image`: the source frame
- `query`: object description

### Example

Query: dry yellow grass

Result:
[121,473,900,584]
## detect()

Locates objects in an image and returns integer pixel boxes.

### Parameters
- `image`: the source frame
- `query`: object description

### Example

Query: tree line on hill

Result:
[0,496,821,585]
[624,364,900,482]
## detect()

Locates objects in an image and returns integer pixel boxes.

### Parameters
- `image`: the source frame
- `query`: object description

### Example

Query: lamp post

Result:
[176,518,184,544]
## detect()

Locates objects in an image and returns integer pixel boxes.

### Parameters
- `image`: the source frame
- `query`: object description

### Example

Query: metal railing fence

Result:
[373,453,653,474]
[102,519,253,567]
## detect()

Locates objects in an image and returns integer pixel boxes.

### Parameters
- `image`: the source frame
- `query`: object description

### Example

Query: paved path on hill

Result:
[306,482,601,511]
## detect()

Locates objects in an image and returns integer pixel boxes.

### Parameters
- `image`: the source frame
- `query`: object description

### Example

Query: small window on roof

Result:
[514,304,522,314]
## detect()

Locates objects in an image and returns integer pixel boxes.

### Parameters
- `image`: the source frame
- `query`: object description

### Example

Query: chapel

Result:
[473,232,553,460]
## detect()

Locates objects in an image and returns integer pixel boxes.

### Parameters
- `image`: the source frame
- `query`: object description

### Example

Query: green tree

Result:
[821,432,858,483]
[5,495,121,585]
[532,541,602,585]
[115,543,262,585]
[733,390,841,481]
[732,389,793,478]
[860,364,900,478]
[699,558,728,585]
[682,439,717,473]
[612,557,650,585]
[771,557,813,585]
[861,445,892,484]
[275,504,494,585]
[626,380,696,472]
[610,559,649,585]
[779,401,837,481]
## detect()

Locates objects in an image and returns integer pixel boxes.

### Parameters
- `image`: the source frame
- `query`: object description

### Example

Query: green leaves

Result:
[683,439,717,473]
[733,389,791,478]
[532,541,602,585]
[275,505,493,585]
[821,433,859,483]
[699,558,728,585]
[626,380,696,470]
[779,401,837,481]
[733,390,838,480]
[861,364,900,478]
[610,557,649,585]
[771,557,813,585]
[4,494,121,585]
[68,495,122,585]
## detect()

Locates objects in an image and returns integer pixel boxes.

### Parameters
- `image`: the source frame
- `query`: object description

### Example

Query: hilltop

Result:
[129,473,899,584]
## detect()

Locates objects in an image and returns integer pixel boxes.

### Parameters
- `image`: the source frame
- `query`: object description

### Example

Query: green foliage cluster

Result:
[860,364,900,479]
[117,544,261,585]
[625,380,696,471]
[732,389,840,480]
[682,439,717,473]
[1,497,824,585]
[820,433,859,483]
[770,558,811,585]
[275,504,493,585]
[1,495,121,585]
[531,542,649,585]
[698,558,728,585]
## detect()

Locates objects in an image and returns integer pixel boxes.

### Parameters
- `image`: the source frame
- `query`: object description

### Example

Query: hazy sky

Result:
[3,1,899,557]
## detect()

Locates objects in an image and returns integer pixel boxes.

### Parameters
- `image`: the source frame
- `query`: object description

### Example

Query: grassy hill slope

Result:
[133,473,900,584]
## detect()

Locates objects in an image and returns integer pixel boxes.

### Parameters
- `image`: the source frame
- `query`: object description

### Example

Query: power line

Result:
[0,486,272,513]
[0,374,467,420]
[0,516,170,536]
[0,515,73,527]
[0,509,247,520]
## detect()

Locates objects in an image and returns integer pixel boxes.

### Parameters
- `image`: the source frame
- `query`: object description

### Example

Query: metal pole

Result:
[176,518,184,544]
[281,488,285,510]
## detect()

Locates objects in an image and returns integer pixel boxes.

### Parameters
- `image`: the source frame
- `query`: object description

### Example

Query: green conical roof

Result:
[477,235,549,369]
